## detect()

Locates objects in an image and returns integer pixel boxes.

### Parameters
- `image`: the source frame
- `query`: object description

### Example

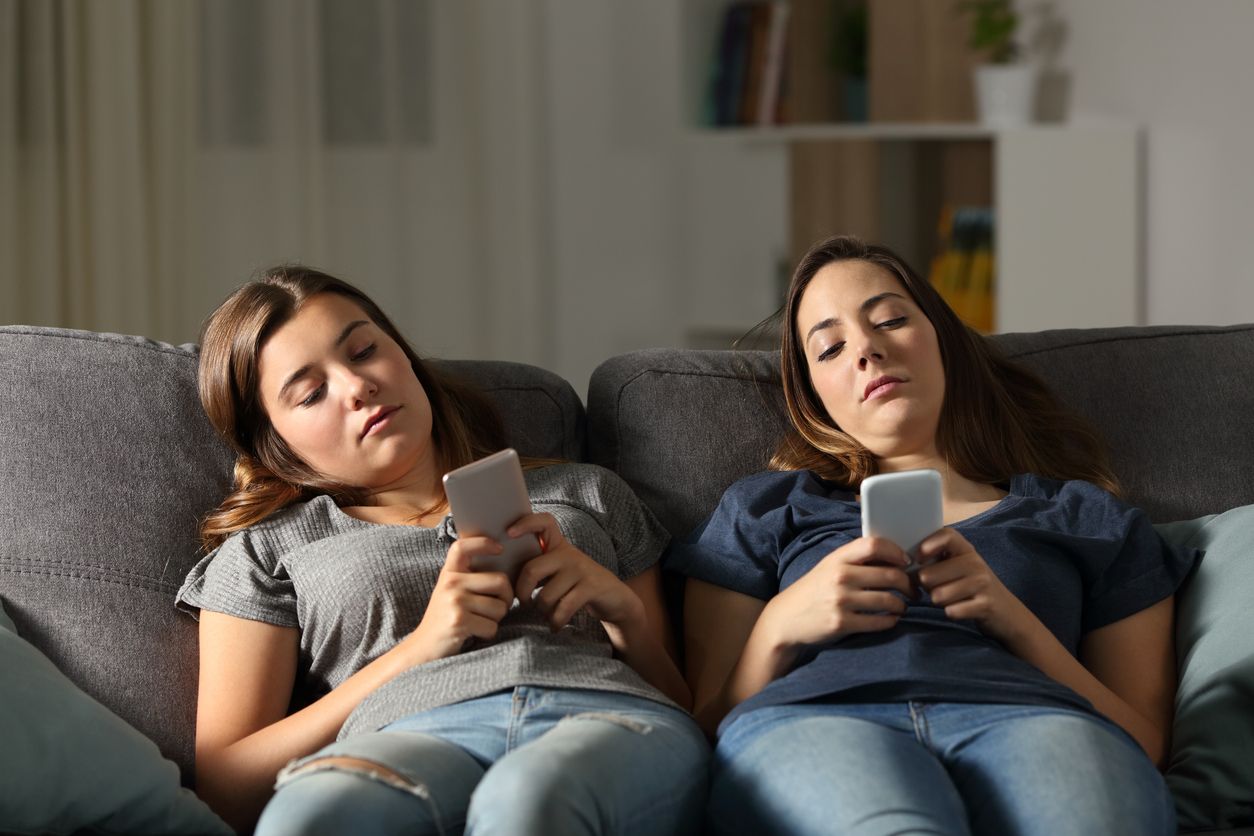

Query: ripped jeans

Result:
[253,687,709,836]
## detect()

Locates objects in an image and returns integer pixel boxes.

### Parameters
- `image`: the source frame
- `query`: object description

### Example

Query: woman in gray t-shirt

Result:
[178,266,707,835]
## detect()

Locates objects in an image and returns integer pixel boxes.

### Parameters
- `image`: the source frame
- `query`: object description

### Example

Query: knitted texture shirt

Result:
[176,463,676,739]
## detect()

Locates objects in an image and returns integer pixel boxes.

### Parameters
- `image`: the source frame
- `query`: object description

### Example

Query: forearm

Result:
[1003,620,1168,766]
[604,616,693,710]
[197,645,416,830]
[693,611,798,736]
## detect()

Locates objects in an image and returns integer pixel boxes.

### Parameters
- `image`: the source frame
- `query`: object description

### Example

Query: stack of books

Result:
[703,1,792,127]
[928,206,996,334]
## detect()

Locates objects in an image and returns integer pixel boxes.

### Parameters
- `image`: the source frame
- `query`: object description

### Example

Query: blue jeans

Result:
[708,701,1176,836]
[254,687,708,836]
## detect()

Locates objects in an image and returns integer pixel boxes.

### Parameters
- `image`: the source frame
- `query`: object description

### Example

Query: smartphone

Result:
[860,468,943,572]
[442,448,542,580]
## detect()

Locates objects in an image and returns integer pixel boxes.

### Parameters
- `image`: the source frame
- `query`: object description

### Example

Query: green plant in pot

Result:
[959,0,1036,125]
[830,2,868,122]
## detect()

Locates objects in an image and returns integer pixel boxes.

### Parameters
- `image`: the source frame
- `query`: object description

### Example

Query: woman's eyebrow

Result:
[277,319,370,402]
[805,292,906,344]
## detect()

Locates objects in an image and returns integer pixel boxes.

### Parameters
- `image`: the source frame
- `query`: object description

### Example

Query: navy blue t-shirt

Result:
[667,471,1197,735]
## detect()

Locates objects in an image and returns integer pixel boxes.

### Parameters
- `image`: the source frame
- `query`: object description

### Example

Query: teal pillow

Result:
[1157,507,1254,830]
[0,599,232,835]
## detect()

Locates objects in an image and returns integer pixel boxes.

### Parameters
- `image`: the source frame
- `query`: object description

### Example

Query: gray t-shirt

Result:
[176,463,676,739]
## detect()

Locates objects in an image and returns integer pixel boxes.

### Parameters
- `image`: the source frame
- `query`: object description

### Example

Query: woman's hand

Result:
[403,535,516,661]
[914,528,1034,645]
[760,536,914,651]
[509,512,647,641]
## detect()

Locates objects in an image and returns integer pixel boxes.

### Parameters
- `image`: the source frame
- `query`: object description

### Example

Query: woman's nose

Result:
[855,338,885,369]
[339,370,378,405]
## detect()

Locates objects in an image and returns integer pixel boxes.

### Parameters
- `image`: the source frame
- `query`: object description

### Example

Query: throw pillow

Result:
[0,598,232,835]
[1156,507,1254,830]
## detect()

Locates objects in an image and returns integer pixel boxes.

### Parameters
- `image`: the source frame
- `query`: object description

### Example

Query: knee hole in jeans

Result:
[276,755,431,800]
[554,711,654,735]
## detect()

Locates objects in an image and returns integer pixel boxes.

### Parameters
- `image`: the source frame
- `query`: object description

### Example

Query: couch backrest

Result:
[0,326,584,781]
[587,324,1254,540]
[7,321,1254,784]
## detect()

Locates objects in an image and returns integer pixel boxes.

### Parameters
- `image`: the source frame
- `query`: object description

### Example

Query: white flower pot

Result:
[974,63,1037,126]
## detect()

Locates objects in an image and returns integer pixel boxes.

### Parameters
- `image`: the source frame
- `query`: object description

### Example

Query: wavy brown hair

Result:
[198,266,512,551]
[770,235,1119,494]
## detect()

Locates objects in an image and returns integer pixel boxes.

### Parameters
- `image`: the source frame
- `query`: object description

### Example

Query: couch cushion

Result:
[587,349,786,539]
[0,328,234,784]
[1156,507,1254,831]
[0,325,584,782]
[995,324,1254,522]
[438,358,585,462]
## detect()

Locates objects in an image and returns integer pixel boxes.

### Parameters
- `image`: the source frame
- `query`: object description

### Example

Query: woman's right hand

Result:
[402,535,516,662]
[759,537,915,650]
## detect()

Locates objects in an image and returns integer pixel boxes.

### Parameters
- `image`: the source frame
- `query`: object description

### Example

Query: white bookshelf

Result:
[681,0,1142,338]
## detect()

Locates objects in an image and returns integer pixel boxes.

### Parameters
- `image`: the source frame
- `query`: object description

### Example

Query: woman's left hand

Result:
[508,512,646,637]
[914,528,1035,646]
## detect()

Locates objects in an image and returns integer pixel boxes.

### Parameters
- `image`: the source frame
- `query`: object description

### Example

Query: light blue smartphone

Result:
[860,468,943,572]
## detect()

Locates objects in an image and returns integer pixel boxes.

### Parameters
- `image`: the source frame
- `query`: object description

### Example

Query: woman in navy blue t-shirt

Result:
[670,236,1193,835]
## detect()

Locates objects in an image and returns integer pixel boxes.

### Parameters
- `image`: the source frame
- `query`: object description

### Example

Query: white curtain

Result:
[0,0,550,362]
[0,0,197,339]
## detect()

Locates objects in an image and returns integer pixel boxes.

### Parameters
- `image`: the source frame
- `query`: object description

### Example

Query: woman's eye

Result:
[351,344,376,362]
[817,342,844,362]
[299,385,324,408]
[876,317,906,329]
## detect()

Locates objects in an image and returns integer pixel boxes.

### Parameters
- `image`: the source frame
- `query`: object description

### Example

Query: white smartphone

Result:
[860,468,943,572]
[442,448,542,580]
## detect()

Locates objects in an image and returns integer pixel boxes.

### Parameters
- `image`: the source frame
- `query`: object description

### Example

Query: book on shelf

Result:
[928,205,996,334]
[757,1,791,125]
[704,1,791,127]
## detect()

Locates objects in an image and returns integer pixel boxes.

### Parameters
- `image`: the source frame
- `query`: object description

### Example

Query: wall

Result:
[542,0,1254,389]
[9,0,1253,394]
[540,1,786,393]
[1044,0,1254,325]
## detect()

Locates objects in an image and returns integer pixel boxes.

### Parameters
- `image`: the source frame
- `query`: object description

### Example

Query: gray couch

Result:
[1,323,1252,834]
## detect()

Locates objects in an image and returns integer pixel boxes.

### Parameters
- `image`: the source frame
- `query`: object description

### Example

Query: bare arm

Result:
[968,597,1176,767]
[615,565,692,709]
[1066,598,1175,766]
[194,613,423,831]
[684,537,913,736]
[917,529,1177,766]
[195,536,515,832]
[684,580,771,735]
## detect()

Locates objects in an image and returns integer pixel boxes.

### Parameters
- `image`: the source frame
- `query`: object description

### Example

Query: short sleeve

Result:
[530,464,672,580]
[582,466,671,578]
[1080,495,1199,633]
[175,528,298,628]
[666,471,800,601]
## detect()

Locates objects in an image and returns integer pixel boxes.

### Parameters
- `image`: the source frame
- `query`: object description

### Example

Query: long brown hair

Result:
[770,235,1119,494]
[198,265,510,551]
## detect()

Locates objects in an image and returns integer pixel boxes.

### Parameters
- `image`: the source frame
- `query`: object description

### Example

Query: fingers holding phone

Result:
[763,537,914,649]
[408,535,515,661]
[506,510,567,554]
[512,525,645,635]
[915,528,1033,643]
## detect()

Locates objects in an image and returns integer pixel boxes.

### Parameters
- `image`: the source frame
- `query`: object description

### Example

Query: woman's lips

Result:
[863,376,903,401]
[361,406,400,438]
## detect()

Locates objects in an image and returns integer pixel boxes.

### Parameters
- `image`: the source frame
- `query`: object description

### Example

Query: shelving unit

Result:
[681,0,1141,336]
